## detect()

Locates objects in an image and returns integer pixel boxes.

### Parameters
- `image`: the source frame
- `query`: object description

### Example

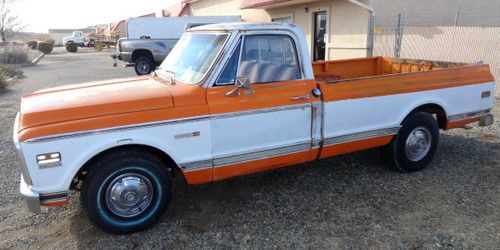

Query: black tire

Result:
[81,149,172,234]
[134,56,156,75]
[383,112,439,172]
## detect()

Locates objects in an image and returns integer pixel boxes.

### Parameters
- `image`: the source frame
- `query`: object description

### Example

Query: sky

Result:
[13,0,180,33]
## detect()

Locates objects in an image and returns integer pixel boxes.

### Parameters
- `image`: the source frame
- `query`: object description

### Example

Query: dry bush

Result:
[0,74,6,91]
[27,41,37,50]
[0,64,23,78]
[45,39,55,45]
[37,41,53,54]
[0,46,29,64]
[95,42,104,52]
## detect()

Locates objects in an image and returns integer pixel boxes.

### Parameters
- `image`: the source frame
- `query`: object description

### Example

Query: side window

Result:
[239,35,300,84]
[215,40,241,85]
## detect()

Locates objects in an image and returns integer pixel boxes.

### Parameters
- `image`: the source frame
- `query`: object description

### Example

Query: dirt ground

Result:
[0,48,498,249]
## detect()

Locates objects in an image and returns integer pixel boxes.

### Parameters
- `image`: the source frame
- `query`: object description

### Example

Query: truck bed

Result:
[313,56,468,83]
[313,56,494,102]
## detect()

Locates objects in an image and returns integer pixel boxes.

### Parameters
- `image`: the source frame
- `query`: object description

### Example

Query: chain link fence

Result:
[373,13,500,96]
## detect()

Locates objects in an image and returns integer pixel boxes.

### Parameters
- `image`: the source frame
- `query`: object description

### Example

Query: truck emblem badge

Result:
[175,131,200,139]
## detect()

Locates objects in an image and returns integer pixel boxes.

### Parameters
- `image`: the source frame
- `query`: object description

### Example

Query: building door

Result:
[313,11,327,61]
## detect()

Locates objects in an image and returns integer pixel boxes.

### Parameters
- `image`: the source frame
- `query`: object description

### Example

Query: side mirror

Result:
[225,76,254,97]
[236,76,250,89]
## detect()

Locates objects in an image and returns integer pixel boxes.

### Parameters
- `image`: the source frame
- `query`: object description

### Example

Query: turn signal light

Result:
[36,152,61,165]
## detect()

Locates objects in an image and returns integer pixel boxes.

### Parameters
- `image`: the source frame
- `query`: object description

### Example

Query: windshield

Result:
[158,33,228,84]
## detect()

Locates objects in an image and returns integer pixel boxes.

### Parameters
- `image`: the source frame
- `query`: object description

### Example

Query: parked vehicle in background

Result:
[62,31,85,46]
[14,23,495,234]
[84,38,95,47]
[114,16,241,75]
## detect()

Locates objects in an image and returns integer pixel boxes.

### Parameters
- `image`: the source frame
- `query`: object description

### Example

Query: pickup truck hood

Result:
[18,77,174,132]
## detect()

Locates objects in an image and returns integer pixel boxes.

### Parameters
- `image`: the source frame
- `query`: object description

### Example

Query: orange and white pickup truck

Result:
[14,23,495,233]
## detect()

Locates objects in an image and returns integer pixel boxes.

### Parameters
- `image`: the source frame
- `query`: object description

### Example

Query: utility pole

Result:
[454,9,460,26]
[394,12,404,58]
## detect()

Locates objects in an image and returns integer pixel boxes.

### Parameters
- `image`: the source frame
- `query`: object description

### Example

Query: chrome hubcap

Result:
[137,62,149,74]
[405,126,432,162]
[105,173,153,218]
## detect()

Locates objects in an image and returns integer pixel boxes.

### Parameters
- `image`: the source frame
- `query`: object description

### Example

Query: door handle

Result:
[290,95,310,101]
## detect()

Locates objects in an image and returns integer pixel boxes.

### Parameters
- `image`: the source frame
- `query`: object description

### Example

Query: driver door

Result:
[207,34,314,181]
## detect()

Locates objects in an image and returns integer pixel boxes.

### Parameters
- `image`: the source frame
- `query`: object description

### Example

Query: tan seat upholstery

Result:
[239,60,300,84]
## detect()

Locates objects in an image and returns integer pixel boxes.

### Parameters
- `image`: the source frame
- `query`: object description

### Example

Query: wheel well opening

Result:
[132,49,153,62]
[71,144,183,190]
[407,104,447,129]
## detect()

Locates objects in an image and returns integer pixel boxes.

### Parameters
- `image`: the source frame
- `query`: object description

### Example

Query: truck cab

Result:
[14,23,495,234]
[62,31,85,46]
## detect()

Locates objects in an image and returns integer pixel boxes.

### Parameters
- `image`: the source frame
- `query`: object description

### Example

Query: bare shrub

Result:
[0,63,23,78]
[0,46,29,64]
[37,41,53,54]
[95,42,103,52]
[0,74,6,90]
[27,40,37,49]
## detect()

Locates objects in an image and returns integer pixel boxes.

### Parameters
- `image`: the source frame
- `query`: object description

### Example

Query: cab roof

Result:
[187,22,300,33]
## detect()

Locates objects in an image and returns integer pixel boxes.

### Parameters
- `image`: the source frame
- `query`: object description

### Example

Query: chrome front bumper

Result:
[14,113,40,212]
[20,175,41,213]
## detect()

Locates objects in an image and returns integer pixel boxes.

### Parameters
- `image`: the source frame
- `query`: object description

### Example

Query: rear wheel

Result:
[81,149,172,234]
[134,56,156,75]
[383,112,439,172]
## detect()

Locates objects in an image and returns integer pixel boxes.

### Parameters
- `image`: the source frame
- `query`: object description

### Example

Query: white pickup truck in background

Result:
[62,31,85,46]
[114,16,241,75]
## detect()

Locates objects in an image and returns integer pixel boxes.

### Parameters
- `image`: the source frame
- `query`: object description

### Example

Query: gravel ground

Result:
[0,49,499,249]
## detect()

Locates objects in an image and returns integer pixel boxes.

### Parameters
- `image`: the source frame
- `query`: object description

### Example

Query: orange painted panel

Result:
[42,200,69,207]
[213,151,310,181]
[446,117,481,130]
[18,79,209,142]
[319,64,493,102]
[183,168,213,185]
[320,135,394,159]
[307,147,321,161]
[313,57,379,79]
[207,80,314,114]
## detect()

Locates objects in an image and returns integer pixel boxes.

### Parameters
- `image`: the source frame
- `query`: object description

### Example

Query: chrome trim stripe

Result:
[212,103,311,119]
[180,159,213,172]
[25,103,311,143]
[25,115,211,143]
[40,197,67,205]
[324,127,401,146]
[180,141,311,172]
[40,191,68,205]
[311,101,323,148]
[178,127,400,172]
[447,109,491,122]
[214,142,310,167]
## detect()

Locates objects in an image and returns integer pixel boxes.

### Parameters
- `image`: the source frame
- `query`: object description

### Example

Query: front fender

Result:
[20,118,212,194]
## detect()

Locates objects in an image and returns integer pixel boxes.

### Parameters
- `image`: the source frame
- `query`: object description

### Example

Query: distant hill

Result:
[10,32,51,42]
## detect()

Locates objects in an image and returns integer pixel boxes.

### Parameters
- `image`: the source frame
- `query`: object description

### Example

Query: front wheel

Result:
[383,112,439,172]
[81,149,172,234]
[134,56,156,75]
